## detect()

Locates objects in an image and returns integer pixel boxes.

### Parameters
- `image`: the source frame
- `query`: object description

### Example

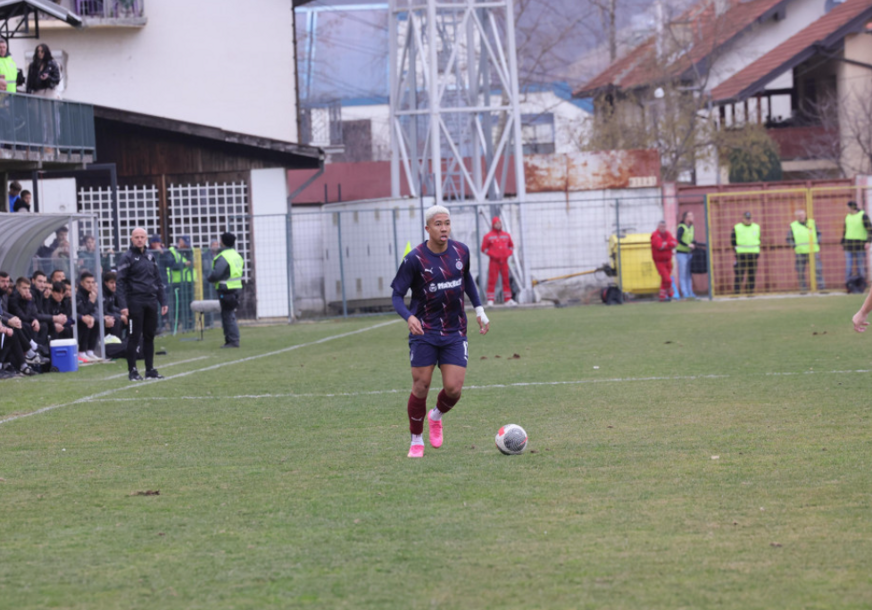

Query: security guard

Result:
[731,211,761,295]
[167,235,196,332]
[207,232,243,348]
[787,209,823,292]
[842,200,872,286]
[116,227,168,381]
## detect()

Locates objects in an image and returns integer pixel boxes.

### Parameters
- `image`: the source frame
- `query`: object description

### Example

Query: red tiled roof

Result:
[574,0,790,98]
[711,0,872,102]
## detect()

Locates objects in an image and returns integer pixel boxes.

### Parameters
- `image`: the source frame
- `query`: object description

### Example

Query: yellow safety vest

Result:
[213,248,243,290]
[0,56,17,93]
[734,223,761,254]
[845,211,868,241]
[790,220,819,254]
[676,223,694,253]
[167,247,199,284]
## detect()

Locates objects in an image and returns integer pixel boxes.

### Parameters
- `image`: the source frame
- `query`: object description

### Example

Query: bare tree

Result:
[579,2,778,182]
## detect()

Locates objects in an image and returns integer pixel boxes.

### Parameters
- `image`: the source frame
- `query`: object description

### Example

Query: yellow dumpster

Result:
[609,233,661,295]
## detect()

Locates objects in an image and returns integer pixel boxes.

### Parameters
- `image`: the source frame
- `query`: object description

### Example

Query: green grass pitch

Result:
[2,296,871,609]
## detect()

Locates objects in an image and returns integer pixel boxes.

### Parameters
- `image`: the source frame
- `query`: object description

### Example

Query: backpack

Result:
[846,276,867,294]
[601,285,622,305]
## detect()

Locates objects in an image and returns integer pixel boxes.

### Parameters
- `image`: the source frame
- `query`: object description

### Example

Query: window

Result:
[521,113,555,155]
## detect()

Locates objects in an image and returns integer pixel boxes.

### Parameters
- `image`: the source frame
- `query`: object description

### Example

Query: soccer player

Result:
[391,204,490,458]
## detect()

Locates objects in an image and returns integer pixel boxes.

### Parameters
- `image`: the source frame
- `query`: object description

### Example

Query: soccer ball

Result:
[495,424,528,455]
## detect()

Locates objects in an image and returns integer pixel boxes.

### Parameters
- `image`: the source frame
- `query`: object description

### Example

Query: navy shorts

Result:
[409,336,468,368]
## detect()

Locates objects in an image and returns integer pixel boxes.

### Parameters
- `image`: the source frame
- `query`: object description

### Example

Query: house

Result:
[574,0,845,183]
[6,0,324,320]
[710,0,872,178]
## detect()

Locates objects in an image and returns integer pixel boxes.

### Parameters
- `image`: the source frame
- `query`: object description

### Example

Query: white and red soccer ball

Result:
[495,424,528,455]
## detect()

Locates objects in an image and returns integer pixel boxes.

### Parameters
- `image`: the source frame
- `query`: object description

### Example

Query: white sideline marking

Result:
[0,319,400,427]
[77,369,871,403]
[102,356,211,380]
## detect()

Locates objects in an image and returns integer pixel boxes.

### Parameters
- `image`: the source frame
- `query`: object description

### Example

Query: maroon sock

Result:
[436,389,460,415]
[407,393,427,435]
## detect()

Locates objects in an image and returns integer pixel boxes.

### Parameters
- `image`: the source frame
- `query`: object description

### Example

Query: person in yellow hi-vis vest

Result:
[842,200,872,289]
[207,232,243,348]
[731,211,760,295]
[168,235,197,332]
[787,209,824,293]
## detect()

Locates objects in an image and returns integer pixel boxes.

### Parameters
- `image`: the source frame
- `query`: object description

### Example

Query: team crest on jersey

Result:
[455,260,463,270]
[429,283,437,292]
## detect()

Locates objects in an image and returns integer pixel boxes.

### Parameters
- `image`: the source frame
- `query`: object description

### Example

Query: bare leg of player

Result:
[427,364,466,449]
[408,365,436,457]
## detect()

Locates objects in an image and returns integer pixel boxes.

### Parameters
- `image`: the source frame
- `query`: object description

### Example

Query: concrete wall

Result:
[11,0,298,142]
[250,168,290,319]
[288,188,662,314]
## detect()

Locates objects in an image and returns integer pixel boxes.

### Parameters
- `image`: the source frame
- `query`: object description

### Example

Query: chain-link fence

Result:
[707,185,872,297]
[21,186,872,336]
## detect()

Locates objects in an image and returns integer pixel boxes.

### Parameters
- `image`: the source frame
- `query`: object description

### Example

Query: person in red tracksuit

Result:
[481,216,516,306]
[651,220,678,302]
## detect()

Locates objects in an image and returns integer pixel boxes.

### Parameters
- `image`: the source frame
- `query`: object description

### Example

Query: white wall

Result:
[288,188,662,313]
[338,90,590,161]
[250,168,290,318]
[707,0,826,92]
[11,0,298,142]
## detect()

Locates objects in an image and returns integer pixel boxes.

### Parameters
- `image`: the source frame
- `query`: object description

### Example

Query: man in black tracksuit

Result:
[116,227,168,381]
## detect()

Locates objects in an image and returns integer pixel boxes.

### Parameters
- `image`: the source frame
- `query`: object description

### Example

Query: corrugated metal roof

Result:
[0,0,82,27]
[0,213,91,279]
[711,0,872,102]
[574,0,790,98]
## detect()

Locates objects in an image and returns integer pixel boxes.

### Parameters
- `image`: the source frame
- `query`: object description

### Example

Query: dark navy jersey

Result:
[391,239,482,338]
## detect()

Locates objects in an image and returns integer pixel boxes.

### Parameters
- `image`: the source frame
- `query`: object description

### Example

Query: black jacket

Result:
[115,245,166,310]
[26,58,60,94]
[30,285,54,324]
[8,291,40,323]
[76,287,98,321]
[47,295,71,320]
[102,283,120,316]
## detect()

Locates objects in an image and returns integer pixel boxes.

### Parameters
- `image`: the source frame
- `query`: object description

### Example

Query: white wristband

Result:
[474,305,489,325]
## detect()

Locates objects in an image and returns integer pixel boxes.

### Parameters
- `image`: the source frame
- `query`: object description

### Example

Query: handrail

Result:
[0,92,95,158]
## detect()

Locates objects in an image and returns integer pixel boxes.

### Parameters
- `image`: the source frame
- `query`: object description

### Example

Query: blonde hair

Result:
[425,204,450,225]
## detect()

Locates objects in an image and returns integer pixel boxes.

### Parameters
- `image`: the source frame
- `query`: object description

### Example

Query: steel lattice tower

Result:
[388,0,531,296]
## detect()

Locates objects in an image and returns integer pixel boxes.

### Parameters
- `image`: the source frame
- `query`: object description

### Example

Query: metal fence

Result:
[24,186,872,336]
[707,185,872,297]
[0,93,95,156]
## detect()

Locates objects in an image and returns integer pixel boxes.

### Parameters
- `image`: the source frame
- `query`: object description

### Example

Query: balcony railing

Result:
[0,93,96,164]
[56,0,146,25]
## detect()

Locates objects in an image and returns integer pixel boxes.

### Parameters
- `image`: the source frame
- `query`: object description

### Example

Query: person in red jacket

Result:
[651,220,678,302]
[481,216,516,306]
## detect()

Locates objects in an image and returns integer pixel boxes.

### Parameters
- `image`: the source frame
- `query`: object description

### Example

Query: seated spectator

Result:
[0,317,36,377]
[37,227,68,260]
[13,189,31,213]
[0,270,11,312]
[49,269,65,286]
[47,281,73,341]
[102,270,126,338]
[1,275,47,367]
[77,234,98,275]
[8,276,49,349]
[0,277,45,371]
[32,270,68,340]
[7,180,21,212]
[76,271,101,361]
[52,238,70,265]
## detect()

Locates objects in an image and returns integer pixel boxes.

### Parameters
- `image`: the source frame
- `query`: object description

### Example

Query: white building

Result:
[10,0,300,142]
